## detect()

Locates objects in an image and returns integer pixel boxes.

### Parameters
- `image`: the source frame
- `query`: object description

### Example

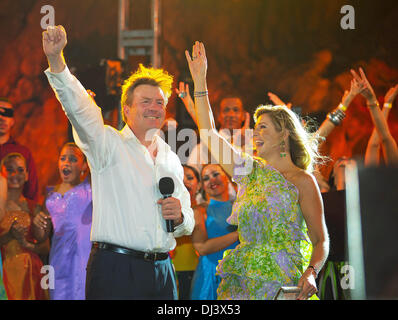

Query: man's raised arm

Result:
[43,26,111,170]
[43,26,67,73]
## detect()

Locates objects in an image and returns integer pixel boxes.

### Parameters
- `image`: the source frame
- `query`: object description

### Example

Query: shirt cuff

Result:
[173,208,193,237]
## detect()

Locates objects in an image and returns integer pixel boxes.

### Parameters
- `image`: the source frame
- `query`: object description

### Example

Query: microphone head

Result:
[159,177,174,196]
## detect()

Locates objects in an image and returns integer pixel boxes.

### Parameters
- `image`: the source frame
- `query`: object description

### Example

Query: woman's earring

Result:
[280,141,287,158]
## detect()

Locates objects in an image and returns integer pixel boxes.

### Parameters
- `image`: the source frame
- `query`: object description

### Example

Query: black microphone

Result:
[159,177,175,233]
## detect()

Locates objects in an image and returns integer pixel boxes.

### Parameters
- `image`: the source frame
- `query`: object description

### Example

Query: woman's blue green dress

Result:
[190,199,239,300]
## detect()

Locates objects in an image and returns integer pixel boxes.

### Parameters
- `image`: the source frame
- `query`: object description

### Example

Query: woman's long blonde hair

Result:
[254,104,324,172]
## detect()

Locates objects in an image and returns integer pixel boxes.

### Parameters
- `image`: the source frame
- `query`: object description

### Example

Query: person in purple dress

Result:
[32,142,92,300]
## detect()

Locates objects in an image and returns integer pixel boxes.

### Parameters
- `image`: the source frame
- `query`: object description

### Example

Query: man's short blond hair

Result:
[120,64,173,122]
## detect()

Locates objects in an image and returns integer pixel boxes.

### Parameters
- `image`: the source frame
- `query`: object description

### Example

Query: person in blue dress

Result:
[190,164,239,300]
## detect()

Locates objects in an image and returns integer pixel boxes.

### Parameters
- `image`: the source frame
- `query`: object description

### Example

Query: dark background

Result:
[0,0,397,200]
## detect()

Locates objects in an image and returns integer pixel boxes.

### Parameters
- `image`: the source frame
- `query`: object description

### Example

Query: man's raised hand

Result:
[42,25,67,73]
[43,25,67,57]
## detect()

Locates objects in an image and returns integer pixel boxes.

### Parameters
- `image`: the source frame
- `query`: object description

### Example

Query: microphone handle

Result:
[163,194,175,233]
[166,219,174,233]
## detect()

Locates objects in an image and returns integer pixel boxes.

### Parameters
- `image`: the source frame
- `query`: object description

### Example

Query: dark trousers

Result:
[176,271,194,300]
[85,246,177,300]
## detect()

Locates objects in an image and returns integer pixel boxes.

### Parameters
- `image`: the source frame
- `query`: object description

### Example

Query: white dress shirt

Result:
[45,66,194,253]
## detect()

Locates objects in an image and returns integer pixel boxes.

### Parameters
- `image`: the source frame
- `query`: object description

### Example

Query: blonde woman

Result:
[185,42,329,300]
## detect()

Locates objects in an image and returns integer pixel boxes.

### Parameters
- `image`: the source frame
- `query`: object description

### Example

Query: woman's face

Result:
[183,166,200,200]
[2,157,28,189]
[201,164,229,200]
[253,113,283,158]
[58,146,86,184]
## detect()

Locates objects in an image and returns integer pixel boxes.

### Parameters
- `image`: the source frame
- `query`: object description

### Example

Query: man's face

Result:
[0,101,14,137]
[124,84,166,140]
[218,98,245,130]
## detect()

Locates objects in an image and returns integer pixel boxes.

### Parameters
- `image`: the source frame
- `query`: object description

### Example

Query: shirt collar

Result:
[120,124,171,152]
[120,124,140,142]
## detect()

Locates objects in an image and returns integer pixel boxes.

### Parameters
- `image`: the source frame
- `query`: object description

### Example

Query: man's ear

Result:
[123,105,129,118]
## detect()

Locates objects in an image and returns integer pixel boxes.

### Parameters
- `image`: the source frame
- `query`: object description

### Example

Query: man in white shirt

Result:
[42,25,194,299]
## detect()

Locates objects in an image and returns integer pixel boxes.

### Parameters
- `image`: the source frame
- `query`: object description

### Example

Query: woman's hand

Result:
[267,92,292,109]
[33,211,51,230]
[347,77,364,97]
[10,220,28,243]
[341,76,363,107]
[384,84,398,105]
[350,68,377,104]
[175,82,193,106]
[185,41,207,85]
[175,81,197,124]
[297,268,318,300]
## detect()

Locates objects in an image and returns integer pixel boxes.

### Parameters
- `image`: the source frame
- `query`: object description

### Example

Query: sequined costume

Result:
[0,209,47,300]
[45,178,92,300]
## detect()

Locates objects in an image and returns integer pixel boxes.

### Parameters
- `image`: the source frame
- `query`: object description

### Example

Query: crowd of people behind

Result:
[0,25,397,300]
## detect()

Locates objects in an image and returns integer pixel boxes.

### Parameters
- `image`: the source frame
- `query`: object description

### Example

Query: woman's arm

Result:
[364,105,393,166]
[1,220,27,247]
[191,206,239,256]
[317,80,361,144]
[2,213,50,255]
[176,81,197,126]
[296,172,329,300]
[0,175,6,222]
[0,223,14,246]
[185,42,241,177]
[364,85,398,166]
[19,237,50,256]
[267,92,292,109]
[32,206,53,243]
[351,69,398,165]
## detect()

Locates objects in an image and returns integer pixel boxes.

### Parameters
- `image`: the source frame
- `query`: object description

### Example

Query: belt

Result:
[92,242,169,262]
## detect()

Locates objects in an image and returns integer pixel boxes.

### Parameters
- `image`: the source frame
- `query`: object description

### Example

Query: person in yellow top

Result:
[171,165,202,300]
